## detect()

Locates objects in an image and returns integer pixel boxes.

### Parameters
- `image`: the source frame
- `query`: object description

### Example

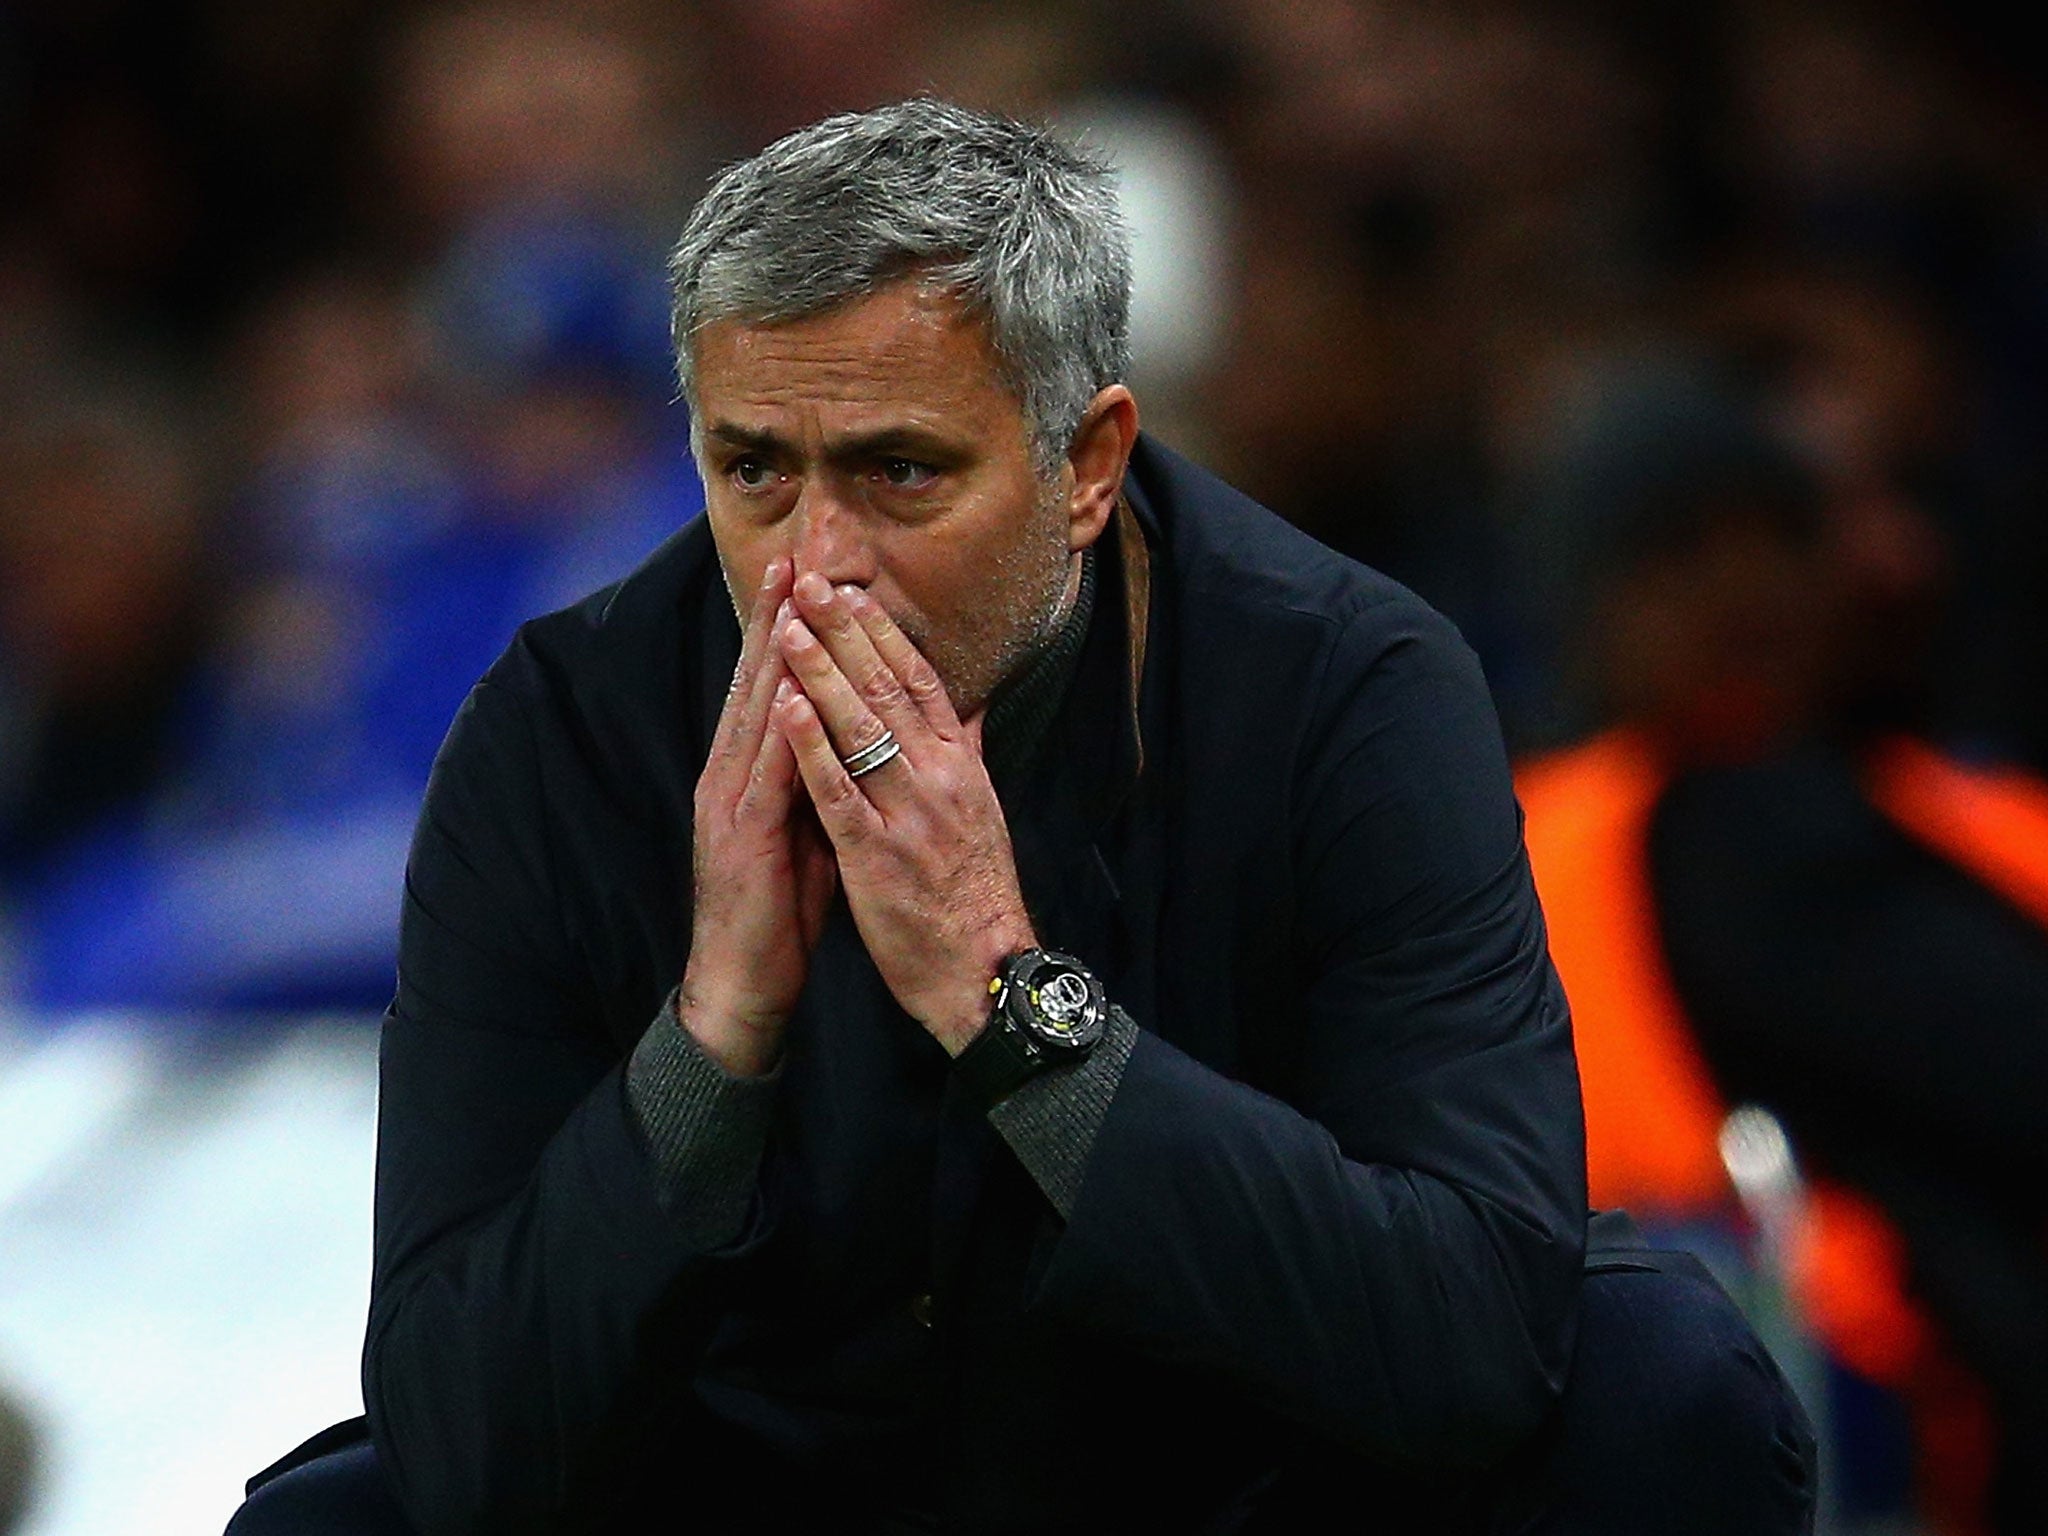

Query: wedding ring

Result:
[841,730,902,779]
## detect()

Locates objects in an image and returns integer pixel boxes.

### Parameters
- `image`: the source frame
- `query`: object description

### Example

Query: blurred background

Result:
[0,1,2044,1532]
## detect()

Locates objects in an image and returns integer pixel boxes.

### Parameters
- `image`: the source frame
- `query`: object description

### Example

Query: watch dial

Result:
[1033,970,1093,1037]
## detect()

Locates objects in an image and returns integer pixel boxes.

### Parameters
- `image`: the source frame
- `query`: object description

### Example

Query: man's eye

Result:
[877,457,936,490]
[730,456,774,489]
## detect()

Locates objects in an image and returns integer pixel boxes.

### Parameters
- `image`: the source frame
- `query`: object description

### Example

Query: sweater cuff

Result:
[625,988,780,1249]
[986,1006,1138,1220]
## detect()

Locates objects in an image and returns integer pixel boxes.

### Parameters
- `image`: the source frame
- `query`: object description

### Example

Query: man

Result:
[230,100,1811,1534]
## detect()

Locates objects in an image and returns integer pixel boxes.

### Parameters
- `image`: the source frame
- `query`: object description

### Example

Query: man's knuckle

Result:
[860,670,906,708]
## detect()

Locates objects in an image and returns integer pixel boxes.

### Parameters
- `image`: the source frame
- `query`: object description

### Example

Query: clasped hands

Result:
[681,558,1038,1076]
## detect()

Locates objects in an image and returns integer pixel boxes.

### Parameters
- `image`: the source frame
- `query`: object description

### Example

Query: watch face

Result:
[1031,970,1095,1039]
[1010,952,1104,1051]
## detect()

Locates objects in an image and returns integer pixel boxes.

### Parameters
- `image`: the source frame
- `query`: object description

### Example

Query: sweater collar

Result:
[980,546,1098,784]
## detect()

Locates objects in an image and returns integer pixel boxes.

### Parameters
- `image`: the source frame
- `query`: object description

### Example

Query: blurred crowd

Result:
[2,0,2045,1531]
[3,0,2044,1003]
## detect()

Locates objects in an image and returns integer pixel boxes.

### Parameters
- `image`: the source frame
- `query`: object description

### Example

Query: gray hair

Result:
[668,97,1132,475]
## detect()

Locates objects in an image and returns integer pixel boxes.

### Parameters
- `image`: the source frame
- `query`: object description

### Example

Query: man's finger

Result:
[712,609,792,785]
[777,689,882,842]
[841,585,961,738]
[736,678,801,821]
[779,614,898,766]
[711,560,793,763]
[790,573,929,744]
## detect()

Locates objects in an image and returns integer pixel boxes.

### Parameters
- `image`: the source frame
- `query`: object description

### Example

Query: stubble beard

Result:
[914,481,1075,721]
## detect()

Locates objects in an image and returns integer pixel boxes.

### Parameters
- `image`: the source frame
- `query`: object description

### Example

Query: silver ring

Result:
[842,730,902,779]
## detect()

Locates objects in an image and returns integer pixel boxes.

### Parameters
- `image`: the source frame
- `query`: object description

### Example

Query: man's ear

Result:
[1063,385,1139,553]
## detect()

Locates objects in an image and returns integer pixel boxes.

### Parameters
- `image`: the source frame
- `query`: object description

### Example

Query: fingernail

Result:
[837,584,864,606]
[761,562,780,589]
[773,678,793,705]
[796,570,830,603]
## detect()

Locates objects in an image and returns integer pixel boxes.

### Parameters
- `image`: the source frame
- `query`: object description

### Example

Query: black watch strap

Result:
[954,1010,1046,1106]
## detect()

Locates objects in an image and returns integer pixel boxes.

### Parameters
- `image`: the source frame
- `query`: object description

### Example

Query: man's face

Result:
[691,280,1078,719]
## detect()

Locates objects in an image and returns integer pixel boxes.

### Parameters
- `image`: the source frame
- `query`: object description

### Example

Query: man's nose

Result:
[788,482,874,588]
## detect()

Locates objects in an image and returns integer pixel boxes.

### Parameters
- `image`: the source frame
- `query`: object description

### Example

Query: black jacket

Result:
[364,437,1586,1533]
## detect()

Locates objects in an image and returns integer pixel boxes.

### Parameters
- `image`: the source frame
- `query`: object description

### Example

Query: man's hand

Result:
[681,558,838,1075]
[773,572,1036,1055]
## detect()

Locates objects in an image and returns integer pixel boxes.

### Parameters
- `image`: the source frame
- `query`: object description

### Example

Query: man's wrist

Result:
[930,922,1038,1057]
[675,974,788,1078]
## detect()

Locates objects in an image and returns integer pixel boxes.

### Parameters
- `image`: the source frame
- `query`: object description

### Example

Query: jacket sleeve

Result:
[361,673,759,1536]
[1025,600,1587,1472]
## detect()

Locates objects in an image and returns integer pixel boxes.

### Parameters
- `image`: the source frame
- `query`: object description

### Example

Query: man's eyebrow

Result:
[825,426,960,462]
[701,421,963,462]
[700,422,786,455]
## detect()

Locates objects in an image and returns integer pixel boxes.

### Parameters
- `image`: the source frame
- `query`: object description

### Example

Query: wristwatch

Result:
[954,948,1107,1106]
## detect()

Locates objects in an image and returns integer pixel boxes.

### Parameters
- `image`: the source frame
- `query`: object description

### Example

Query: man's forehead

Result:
[703,278,979,353]
[690,282,1024,439]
